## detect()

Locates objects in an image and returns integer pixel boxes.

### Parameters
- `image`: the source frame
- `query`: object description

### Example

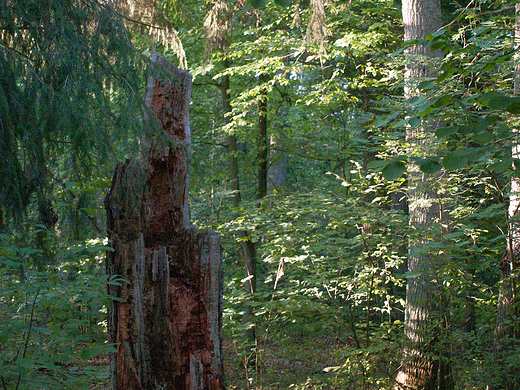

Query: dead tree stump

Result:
[105,53,224,390]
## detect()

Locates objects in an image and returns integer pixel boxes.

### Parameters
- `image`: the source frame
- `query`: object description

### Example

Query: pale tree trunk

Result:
[394,0,454,389]
[105,53,224,390]
[490,5,520,390]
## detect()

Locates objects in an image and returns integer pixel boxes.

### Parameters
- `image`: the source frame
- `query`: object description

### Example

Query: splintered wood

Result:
[105,53,224,390]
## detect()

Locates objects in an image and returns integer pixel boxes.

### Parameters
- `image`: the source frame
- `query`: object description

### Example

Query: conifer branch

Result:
[119,13,166,30]
[0,45,45,86]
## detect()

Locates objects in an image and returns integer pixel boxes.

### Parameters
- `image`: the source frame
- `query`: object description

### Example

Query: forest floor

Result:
[88,332,355,390]
[223,332,359,390]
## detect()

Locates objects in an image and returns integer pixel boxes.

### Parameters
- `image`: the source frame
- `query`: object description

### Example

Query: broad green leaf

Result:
[507,101,520,114]
[436,67,457,82]
[474,115,499,133]
[458,125,472,135]
[491,158,512,172]
[430,40,447,51]
[479,92,520,113]
[367,160,389,170]
[274,0,292,6]
[420,159,443,174]
[496,124,511,138]
[472,132,494,145]
[80,348,94,360]
[375,112,399,128]
[417,101,433,117]
[81,207,98,215]
[482,62,496,71]
[418,80,434,91]
[474,26,492,36]
[443,150,469,170]
[393,119,409,128]
[86,245,114,252]
[478,92,510,110]
[382,161,406,180]
[404,271,422,279]
[430,28,446,38]
[432,95,453,108]
[409,116,421,128]
[435,126,457,138]
[235,5,252,17]
[391,46,407,57]
[250,0,265,8]
[406,95,427,107]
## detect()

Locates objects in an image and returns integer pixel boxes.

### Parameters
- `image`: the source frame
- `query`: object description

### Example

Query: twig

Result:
[118,13,165,30]
[1,375,7,390]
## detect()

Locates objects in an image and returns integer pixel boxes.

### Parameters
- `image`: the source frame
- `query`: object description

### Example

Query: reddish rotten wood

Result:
[105,53,224,390]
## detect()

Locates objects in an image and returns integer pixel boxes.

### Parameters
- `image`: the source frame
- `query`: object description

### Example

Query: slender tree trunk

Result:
[257,74,269,200]
[241,73,270,349]
[105,53,224,390]
[490,5,520,389]
[267,64,289,194]
[394,1,453,389]
[268,132,287,192]
[222,72,239,208]
[220,69,257,350]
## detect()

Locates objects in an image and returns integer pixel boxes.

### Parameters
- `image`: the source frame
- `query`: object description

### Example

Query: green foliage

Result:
[0,2,143,387]
[2,0,520,388]
[0,229,111,389]
[183,0,520,388]
[0,0,146,220]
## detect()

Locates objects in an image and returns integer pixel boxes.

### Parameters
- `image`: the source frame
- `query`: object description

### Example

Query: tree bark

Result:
[257,74,269,200]
[105,53,224,390]
[490,5,520,390]
[268,132,287,192]
[394,0,453,389]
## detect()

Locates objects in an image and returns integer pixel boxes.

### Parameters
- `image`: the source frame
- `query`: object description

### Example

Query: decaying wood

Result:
[105,53,224,390]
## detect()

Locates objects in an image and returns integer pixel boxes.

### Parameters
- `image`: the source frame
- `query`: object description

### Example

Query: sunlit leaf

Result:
[367,160,389,170]
[375,112,399,128]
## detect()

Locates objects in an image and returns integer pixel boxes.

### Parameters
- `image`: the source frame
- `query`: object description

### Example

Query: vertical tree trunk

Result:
[268,132,287,192]
[240,73,270,351]
[105,53,224,390]
[268,58,291,194]
[220,69,257,350]
[394,0,453,389]
[222,71,240,209]
[257,74,269,200]
[491,5,520,390]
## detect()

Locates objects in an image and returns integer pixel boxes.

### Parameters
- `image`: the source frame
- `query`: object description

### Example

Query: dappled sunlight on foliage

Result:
[1,0,520,388]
